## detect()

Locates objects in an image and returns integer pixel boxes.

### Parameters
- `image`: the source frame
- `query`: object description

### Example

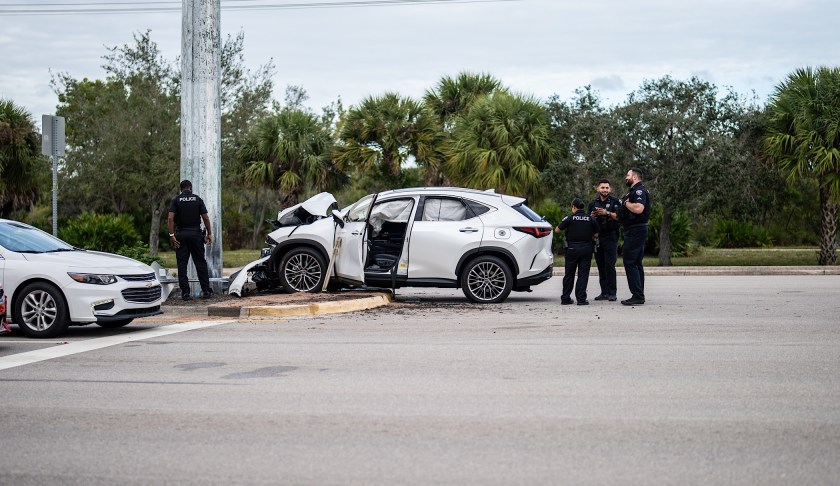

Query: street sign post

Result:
[41,115,65,236]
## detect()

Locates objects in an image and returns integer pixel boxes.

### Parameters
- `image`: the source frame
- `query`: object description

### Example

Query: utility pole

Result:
[181,0,224,294]
[41,115,65,236]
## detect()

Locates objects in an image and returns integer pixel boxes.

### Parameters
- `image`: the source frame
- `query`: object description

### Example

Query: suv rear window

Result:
[512,203,544,222]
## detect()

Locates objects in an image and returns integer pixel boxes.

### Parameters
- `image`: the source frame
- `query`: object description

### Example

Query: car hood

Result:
[23,250,154,274]
[277,192,337,221]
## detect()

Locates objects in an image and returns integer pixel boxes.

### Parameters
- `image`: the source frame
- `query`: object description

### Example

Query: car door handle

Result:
[351,231,362,235]
[459,227,479,233]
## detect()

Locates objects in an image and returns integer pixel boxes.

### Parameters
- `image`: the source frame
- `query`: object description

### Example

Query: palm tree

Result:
[0,99,45,217]
[335,92,439,187]
[240,108,335,208]
[424,72,505,128]
[422,72,506,185]
[446,92,553,201]
[764,67,840,265]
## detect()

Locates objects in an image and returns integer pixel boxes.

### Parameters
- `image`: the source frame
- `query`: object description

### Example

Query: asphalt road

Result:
[0,275,838,485]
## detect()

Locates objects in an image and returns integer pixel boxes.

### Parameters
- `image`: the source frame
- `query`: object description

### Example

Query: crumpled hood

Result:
[277,192,337,221]
[24,250,154,274]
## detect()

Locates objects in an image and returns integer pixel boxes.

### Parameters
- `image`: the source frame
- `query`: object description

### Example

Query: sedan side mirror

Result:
[332,210,345,228]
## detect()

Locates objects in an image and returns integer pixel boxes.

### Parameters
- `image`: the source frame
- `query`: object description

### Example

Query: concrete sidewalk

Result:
[159,265,839,319]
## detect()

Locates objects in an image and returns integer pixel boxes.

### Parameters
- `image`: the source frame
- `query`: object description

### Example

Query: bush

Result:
[645,206,693,256]
[58,212,142,253]
[532,200,566,254]
[115,245,162,266]
[713,219,773,248]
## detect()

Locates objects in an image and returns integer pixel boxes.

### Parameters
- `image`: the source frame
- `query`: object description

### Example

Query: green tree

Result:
[423,72,505,184]
[53,31,180,255]
[446,92,553,201]
[240,108,336,209]
[764,67,840,265]
[218,31,275,250]
[424,72,504,127]
[0,99,47,217]
[53,30,275,253]
[611,76,750,265]
[542,86,615,203]
[335,92,439,190]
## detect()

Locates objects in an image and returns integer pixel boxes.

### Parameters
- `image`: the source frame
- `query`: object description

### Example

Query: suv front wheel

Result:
[279,247,327,293]
[461,255,513,304]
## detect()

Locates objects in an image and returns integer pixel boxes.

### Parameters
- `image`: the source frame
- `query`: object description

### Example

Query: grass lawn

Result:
[155,249,261,269]
[154,247,836,269]
[555,247,837,267]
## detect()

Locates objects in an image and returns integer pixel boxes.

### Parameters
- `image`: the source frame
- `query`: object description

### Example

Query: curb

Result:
[552,266,840,277]
[207,292,393,319]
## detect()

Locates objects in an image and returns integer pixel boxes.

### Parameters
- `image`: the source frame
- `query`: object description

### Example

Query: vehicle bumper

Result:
[517,264,553,287]
[65,283,163,324]
[96,306,163,323]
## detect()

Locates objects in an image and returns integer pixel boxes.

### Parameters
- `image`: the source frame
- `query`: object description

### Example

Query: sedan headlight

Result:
[68,272,118,285]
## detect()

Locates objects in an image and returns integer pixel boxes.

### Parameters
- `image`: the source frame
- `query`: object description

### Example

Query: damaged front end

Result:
[228,192,338,297]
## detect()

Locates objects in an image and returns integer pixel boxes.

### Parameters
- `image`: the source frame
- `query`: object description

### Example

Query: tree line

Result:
[0,32,837,265]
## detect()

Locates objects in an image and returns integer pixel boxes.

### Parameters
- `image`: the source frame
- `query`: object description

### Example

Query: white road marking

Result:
[0,320,232,371]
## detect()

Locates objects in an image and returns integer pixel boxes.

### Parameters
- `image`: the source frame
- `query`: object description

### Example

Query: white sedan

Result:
[0,220,163,338]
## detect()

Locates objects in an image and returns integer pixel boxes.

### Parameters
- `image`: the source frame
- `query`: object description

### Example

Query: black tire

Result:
[14,282,70,338]
[461,255,513,304]
[278,247,327,293]
[96,318,134,328]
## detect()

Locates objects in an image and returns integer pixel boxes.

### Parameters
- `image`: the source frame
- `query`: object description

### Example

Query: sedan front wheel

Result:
[15,282,70,338]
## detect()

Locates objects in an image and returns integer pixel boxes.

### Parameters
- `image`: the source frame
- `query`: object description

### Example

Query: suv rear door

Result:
[407,196,483,281]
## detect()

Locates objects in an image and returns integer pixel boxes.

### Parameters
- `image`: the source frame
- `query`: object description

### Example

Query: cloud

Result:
[589,75,626,92]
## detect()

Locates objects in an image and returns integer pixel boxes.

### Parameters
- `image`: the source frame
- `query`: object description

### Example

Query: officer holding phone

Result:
[588,178,621,301]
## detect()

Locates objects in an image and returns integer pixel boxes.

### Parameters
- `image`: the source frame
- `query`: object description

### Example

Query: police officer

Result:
[588,178,621,302]
[167,180,213,301]
[555,198,600,305]
[617,168,651,306]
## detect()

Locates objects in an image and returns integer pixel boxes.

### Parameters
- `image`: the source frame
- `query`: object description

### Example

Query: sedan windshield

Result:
[0,222,75,253]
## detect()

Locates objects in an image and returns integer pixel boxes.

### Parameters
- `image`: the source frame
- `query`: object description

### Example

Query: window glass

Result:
[423,198,469,221]
[512,203,544,222]
[464,199,491,217]
[0,222,74,253]
[345,194,374,222]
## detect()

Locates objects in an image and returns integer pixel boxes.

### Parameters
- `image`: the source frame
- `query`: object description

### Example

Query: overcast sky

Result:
[2,0,838,128]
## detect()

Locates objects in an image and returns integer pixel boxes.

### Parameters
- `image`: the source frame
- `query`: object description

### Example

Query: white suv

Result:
[229,187,554,303]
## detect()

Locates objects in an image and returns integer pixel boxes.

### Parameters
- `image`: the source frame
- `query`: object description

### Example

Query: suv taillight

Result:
[513,227,552,238]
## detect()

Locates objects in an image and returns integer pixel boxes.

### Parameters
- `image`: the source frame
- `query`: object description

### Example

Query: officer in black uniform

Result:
[588,178,621,302]
[617,168,651,306]
[167,180,213,301]
[556,198,600,305]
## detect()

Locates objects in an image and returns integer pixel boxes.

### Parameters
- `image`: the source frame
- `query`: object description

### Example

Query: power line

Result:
[0,0,520,16]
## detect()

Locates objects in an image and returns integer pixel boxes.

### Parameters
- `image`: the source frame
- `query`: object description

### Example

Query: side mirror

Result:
[332,210,345,228]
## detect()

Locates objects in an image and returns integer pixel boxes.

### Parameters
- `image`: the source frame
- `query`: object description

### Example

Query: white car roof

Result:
[375,187,526,206]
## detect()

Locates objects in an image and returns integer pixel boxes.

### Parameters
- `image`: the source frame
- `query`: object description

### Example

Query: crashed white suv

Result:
[229,187,553,303]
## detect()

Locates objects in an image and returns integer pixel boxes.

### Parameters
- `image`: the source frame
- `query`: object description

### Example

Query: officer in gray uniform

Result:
[555,198,600,305]
[167,180,213,301]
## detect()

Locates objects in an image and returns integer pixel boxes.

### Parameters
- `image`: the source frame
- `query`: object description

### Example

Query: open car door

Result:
[334,193,376,285]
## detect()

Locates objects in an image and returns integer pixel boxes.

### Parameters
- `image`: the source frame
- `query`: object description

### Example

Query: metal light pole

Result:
[181,0,224,294]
